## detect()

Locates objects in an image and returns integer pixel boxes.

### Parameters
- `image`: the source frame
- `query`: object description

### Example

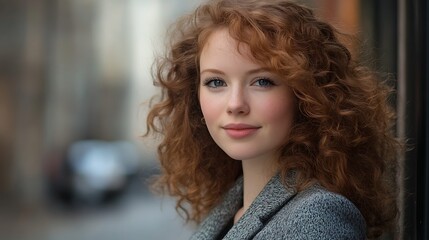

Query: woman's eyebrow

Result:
[200,68,225,75]
[245,68,270,75]
[200,67,269,75]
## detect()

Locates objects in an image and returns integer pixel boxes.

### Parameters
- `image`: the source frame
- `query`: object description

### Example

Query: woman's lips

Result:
[222,124,261,139]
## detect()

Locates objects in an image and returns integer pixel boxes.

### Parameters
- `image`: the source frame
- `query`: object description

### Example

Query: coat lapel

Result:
[190,173,297,240]
[224,174,296,240]
[190,177,244,240]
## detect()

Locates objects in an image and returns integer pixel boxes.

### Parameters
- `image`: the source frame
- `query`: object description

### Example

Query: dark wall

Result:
[361,0,428,239]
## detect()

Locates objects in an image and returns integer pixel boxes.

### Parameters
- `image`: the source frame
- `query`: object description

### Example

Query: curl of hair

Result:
[145,0,400,238]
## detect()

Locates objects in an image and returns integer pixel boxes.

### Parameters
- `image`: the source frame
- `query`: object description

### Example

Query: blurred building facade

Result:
[0,0,427,239]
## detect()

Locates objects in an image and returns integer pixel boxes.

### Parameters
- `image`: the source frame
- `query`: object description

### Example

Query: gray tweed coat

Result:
[190,174,366,240]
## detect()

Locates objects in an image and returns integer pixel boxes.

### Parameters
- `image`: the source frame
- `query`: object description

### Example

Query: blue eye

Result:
[254,78,275,87]
[204,78,226,88]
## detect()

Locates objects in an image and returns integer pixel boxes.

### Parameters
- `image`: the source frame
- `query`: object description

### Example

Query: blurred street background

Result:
[0,0,427,239]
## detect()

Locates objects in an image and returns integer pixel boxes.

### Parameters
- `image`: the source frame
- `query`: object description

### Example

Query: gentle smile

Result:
[222,123,261,139]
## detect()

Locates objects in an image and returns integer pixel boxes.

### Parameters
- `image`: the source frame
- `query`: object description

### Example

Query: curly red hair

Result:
[146,0,400,238]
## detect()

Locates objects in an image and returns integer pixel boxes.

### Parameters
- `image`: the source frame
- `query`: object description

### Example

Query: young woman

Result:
[146,0,400,239]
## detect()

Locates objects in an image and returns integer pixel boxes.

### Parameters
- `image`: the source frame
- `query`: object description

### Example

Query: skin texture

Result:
[199,28,295,218]
[199,28,295,164]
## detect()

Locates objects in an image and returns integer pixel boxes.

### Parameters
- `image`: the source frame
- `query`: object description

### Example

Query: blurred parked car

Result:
[46,140,142,206]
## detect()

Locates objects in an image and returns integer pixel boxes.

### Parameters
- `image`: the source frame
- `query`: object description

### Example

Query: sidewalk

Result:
[0,185,193,240]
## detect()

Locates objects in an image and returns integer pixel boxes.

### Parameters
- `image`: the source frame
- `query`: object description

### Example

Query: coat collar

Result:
[224,174,296,239]
[190,177,243,240]
[191,173,297,240]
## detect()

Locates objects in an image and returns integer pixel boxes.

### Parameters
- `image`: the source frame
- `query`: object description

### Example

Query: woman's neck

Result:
[234,155,278,223]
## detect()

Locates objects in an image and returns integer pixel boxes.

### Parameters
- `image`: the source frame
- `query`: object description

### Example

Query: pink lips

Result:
[222,123,261,139]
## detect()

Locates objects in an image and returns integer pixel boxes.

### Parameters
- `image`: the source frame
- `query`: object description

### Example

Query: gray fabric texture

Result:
[190,174,366,240]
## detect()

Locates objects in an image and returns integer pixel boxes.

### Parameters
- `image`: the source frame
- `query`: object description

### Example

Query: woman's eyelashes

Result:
[252,78,276,88]
[202,76,277,89]
[203,77,226,88]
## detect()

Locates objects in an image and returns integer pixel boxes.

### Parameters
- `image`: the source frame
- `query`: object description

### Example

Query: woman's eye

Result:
[204,78,226,88]
[254,78,275,87]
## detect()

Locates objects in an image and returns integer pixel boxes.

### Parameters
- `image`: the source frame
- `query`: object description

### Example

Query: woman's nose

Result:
[226,88,250,115]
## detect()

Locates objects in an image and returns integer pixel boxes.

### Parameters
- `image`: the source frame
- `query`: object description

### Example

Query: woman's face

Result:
[199,28,295,163]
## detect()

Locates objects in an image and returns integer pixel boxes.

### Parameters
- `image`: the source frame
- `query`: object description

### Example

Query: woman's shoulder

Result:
[261,184,366,240]
[288,184,365,220]
[291,184,357,207]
